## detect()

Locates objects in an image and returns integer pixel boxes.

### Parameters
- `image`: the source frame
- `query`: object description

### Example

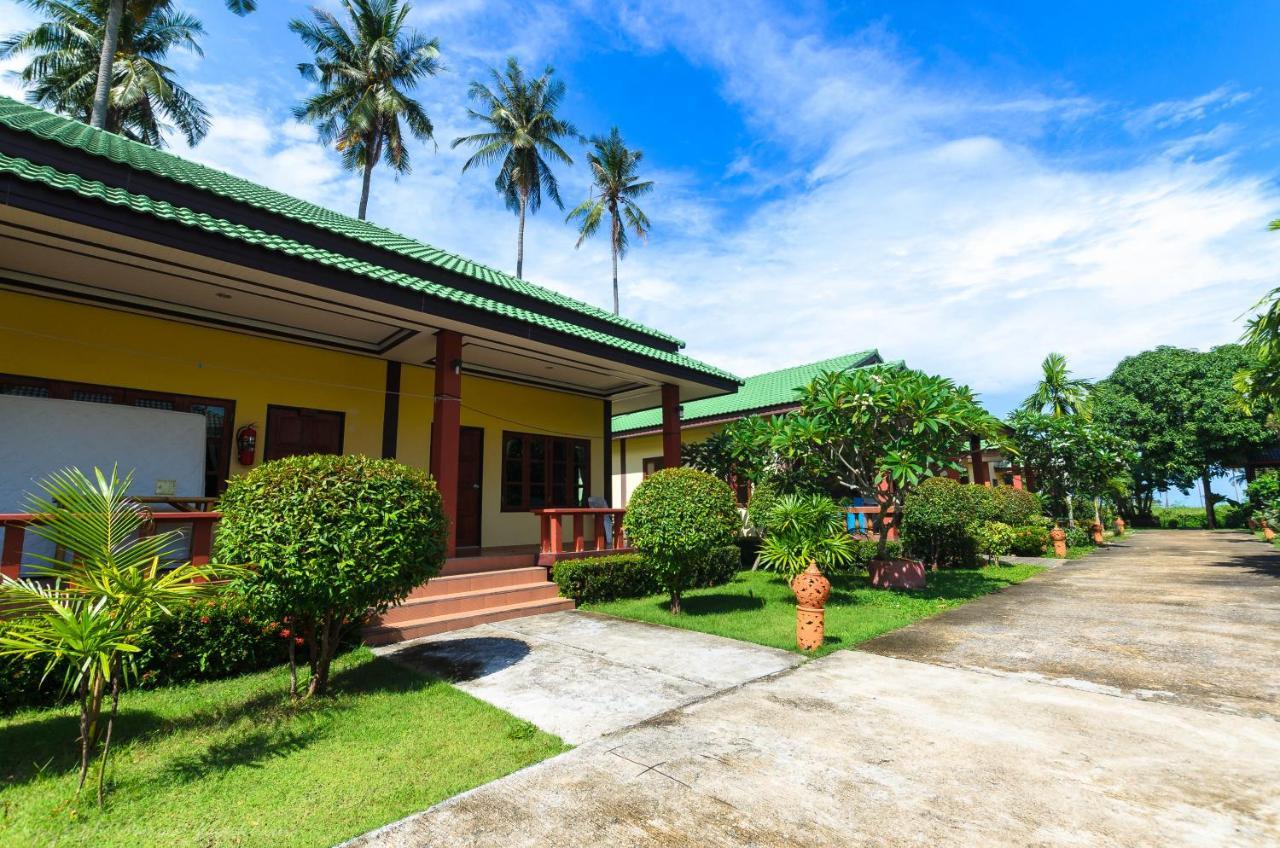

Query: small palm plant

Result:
[0,467,240,804]
[756,493,857,581]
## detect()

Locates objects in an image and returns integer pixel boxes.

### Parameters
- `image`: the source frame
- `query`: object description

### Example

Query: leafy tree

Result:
[623,468,739,614]
[1092,345,1271,527]
[453,57,578,278]
[736,366,1005,560]
[216,455,446,697]
[80,0,253,133]
[1021,352,1093,418]
[0,467,235,804]
[292,0,442,221]
[2,0,211,147]
[566,127,652,314]
[1008,410,1135,526]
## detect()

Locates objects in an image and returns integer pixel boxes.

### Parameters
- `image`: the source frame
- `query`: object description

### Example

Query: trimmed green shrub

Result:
[1064,525,1092,548]
[1,589,287,715]
[901,478,994,568]
[990,486,1042,526]
[745,481,781,536]
[969,520,1015,564]
[1009,525,1050,557]
[553,545,741,604]
[217,454,446,697]
[850,538,903,567]
[623,468,740,614]
[135,591,288,688]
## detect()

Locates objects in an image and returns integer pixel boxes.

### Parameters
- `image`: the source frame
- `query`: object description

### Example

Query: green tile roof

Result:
[612,351,881,433]
[0,96,683,349]
[0,150,737,382]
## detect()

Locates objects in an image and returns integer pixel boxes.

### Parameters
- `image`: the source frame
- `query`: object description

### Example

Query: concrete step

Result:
[364,596,575,646]
[440,553,538,575]
[406,567,550,600]
[375,581,561,625]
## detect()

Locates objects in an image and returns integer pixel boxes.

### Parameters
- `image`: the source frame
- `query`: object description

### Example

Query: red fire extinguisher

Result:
[236,423,257,466]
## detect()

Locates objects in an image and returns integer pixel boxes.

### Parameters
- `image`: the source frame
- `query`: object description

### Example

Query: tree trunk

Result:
[1066,493,1075,527]
[76,678,91,792]
[1202,472,1216,529]
[611,209,620,315]
[669,589,681,615]
[90,0,124,130]
[516,191,528,278]
[287,634,298,697]
[357,136,378,221]
[97,662,121,806]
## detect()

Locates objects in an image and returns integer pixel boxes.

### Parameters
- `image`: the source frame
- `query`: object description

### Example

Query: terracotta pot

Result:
[796,605,825,651]
[1090,522,1105,545]
[1265,524,1276,542]
[1114,517,1126,535]
[867,558,927,590]
[1050,526,1067,558]
[790,562,831,608]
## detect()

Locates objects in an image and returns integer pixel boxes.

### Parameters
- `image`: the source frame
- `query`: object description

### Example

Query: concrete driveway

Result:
[353,531,1280,847]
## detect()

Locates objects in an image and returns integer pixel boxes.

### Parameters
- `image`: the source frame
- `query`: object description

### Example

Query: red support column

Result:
[1011,469,1024,491]
[430,330,463,557]
[969,435,988,486]
[661,384,681,470]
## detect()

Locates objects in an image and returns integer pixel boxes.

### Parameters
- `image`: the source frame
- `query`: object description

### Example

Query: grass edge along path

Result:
[1,647,568,848]
[584,564,1045,657]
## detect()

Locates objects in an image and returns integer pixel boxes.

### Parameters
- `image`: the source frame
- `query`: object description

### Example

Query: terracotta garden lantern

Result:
[791,562,831,652]
[1114,517,1126,536]
[1090,522,1105,545]
[1265,520,1276,542]
[1050,525,1067,558]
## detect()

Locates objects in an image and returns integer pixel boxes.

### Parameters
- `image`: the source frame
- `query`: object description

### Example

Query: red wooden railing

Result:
[532,507,629,567]
[0,511,221,579]
[845,506,899,541]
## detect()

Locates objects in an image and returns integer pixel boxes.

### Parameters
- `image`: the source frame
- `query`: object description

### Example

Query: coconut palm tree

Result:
[291,0,442,221]
[453,57,577,278]
[1021,352,1093,419]
[82,0,253,132]
[566,127,653,315]
[2,0,211,147]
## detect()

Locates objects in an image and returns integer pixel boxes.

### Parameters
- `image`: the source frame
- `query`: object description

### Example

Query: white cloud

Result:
[1126,85,1251,134]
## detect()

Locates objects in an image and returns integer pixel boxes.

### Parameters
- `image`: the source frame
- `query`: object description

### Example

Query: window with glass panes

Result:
[501,431,590,511]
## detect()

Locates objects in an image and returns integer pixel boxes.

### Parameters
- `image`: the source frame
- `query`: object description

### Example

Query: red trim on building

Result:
[430,330,463,557]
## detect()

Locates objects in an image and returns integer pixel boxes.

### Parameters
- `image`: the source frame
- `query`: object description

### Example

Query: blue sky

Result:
[3,0,1279,448]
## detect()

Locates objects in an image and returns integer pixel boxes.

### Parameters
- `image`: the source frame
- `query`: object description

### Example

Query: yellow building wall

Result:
[611,422,720,507]
[1,290,387,476]
[460,375,605,548]
[2,290,607,551]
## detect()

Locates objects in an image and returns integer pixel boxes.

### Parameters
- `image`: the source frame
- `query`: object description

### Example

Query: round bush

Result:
[1009,525,1050,557]
[968,520,1015,563]
[901,478,995,568]
[624,468,739,613]
[216,454,446,695]
[990,486,1042,526]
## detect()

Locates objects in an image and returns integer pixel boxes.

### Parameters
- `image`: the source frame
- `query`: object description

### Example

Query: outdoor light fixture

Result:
[451,358,462,375]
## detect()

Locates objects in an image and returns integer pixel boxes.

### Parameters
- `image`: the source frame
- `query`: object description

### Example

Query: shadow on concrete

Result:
[395,637,532,682]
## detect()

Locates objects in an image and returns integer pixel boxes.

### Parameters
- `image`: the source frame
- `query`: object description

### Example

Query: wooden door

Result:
[264,405,344,461]
[456,427,484,549]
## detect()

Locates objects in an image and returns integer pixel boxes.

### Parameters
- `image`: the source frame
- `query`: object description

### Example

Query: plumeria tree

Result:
[735,366,1005,560]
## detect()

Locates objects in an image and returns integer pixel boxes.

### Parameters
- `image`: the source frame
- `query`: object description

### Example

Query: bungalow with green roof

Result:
[0,97,740,641]
[610,351,883,506]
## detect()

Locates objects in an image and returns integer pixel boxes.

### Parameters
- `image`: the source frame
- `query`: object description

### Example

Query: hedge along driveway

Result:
[583,565,1045,657]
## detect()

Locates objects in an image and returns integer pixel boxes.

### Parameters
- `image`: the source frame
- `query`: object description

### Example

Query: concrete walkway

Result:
[375,610,801,743]
[354,532,1280,847]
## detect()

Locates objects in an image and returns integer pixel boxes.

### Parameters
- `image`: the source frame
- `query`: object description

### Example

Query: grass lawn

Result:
[0,647,568,848]
[583,564,1044,657]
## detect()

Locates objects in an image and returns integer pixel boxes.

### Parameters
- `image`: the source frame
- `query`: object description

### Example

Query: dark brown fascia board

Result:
[0,173,737,394]
[0,125,681,354]
[614,402,801,438]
